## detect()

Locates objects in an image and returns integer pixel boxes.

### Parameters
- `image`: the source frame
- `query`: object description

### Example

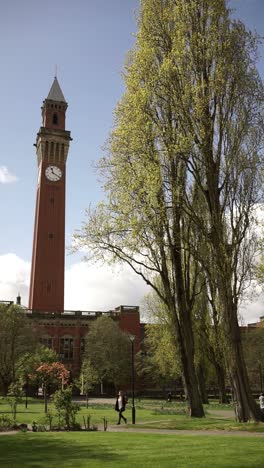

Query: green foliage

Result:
[52,387,80,430]
[78,358,99,407]
[142,289,181,383]
[6,382,24,422]
[0,303,37,394]
[145,323,180,380]
[74,0,264,421]
[18,345,58,386]
[83,316,130,389]
[242,328,264,390]
[0,414,13,431]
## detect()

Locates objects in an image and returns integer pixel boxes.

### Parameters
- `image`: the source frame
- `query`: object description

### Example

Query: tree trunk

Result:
[2,381,9,396]
[222,292,264,421]
[205,161,263,421]
[168,188,204,418]
[197,363,209,405]
[214,361,229,404]
[44,385,48,414]
[181,351,205,416]
[173,315,205,417]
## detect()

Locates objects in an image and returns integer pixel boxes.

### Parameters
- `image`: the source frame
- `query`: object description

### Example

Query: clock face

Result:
[45,165,63,182]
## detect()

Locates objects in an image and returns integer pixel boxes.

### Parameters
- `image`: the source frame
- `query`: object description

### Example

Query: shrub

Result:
[0,415,14,431]
[52,387,80,430]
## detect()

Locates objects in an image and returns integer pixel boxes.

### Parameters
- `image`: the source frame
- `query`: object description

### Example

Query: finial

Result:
[55,64,58,78]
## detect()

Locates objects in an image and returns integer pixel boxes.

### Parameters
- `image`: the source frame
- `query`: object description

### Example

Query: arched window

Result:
[53,113,58,125]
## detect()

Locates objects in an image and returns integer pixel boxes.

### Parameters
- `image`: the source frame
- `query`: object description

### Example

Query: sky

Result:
[0,0,264,323]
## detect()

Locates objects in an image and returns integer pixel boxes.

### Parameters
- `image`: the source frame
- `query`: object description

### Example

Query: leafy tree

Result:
[79,358,99,407]
[31,362,70,413]
[164,0,263,421]
[74,0,264,421]
[0,303,38,395]
[145,323,180,381]
[6,382,24,423]
[143,291,181,385]
[18,345,57,408]
[83,316,130,392]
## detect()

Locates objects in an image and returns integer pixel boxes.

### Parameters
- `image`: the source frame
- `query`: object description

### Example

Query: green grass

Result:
[1,397,264,433]
[0,432,264,467]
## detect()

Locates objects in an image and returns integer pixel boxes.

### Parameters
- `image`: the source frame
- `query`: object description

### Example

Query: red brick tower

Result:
[28,77,72,312]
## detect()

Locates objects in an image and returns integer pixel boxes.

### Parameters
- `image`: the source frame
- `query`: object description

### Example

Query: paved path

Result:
[1,426,264,437]
[104,425,264,437]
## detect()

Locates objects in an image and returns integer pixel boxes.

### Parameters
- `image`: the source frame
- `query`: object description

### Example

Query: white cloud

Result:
[0,166,18,184]
[0,253,263,325]
[65,262,149,311]
[0,254,30,302]
[0,254,149,313]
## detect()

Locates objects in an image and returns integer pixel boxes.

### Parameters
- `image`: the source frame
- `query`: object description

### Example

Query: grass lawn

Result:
[1,399,264,467]
[0,432,264,467]
[1,398,264,433]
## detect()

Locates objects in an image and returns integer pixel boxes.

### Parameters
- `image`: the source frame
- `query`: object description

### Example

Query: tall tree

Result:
[161,0,264,421]
[75,0,264,420]
[0,303,37,395]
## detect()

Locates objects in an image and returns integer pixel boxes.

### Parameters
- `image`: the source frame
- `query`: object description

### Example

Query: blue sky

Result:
[0,0,264,322]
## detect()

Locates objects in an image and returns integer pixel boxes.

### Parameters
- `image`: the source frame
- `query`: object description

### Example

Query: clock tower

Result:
[29,77,72,312]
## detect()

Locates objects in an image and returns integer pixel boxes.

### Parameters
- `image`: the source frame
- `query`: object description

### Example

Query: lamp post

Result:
[129,334,136,424]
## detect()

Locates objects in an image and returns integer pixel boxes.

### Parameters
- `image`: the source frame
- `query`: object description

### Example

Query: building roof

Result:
[46,77,66,102]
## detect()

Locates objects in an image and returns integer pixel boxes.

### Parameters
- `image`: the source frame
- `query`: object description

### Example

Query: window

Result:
[80,338,85,355]
[53,113,58,125]
[40,336,53,349]
[60,337,74,360]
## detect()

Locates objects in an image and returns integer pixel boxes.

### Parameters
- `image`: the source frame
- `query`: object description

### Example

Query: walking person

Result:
[115,390,128,424]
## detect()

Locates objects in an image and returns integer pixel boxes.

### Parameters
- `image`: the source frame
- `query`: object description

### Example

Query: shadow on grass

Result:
[0,433,123,467]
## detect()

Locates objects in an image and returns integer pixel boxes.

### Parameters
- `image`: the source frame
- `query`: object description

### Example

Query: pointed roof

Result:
[46,77,66,102]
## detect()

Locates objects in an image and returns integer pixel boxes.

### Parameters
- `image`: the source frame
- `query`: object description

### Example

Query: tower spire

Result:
[47,76,66,102]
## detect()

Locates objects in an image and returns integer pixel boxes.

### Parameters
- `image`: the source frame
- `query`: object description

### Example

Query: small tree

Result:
[6,382,24,423]
[79,359,99,408]
[18,345,57,408]
[32,362,70,413]
[52,387,80,430]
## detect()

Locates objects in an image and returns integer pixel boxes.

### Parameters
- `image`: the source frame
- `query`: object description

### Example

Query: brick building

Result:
[23,78,141,375]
